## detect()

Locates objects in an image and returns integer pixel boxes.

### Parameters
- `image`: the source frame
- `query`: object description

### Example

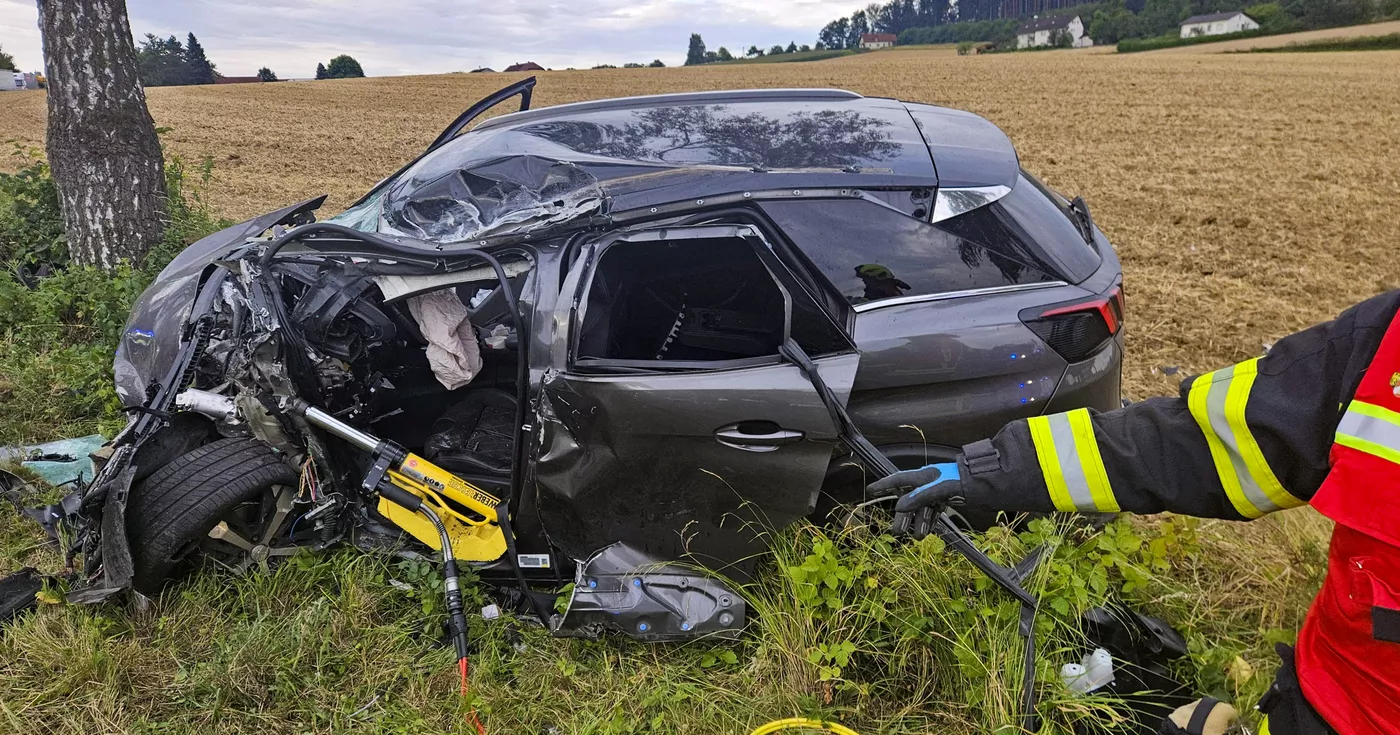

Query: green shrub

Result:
[1245,2,1304,32]
[0,146,67,272]
[1118,28,1268,52]
[746,513,1213,731]
[0,149,230,443]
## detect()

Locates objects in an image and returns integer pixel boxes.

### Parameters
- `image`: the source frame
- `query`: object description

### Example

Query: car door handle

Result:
[713,423,805,452]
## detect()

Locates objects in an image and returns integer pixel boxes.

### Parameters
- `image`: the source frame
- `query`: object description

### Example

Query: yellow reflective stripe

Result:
[1029,415,1077,512]
[1258,717,1270,735]
[1066,409,1120,513]
[1225,361,1305,511]
[1188,367,1261,519]
[1335,432,1400,466]
[1029,411,1120,513]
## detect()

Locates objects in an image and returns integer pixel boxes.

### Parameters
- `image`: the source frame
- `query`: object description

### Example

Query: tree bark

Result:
[37,0,166,269]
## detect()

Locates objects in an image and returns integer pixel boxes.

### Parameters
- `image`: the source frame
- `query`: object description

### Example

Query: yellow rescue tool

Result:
[289,400,507,562]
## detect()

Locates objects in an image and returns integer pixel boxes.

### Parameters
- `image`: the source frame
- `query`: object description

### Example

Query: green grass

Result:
[1241,32,1400,51]
[0,480,1331,734]
[1117,29,1269,53]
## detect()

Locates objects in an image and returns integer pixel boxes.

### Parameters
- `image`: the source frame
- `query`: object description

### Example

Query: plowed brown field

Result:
[3,49,1398,397]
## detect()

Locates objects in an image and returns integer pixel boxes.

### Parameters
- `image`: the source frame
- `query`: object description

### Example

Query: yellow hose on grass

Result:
[748,717,861,735]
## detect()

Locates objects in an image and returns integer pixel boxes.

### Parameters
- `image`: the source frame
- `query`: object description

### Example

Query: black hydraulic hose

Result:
[264,223,540,624]
[497,500,552,624]
[380,485,471,663]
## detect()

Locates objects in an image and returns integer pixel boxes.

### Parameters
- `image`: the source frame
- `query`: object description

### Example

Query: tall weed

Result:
[0,149,230,444]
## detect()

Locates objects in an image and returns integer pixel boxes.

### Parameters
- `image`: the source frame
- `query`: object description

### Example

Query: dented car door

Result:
[532,225,860,572]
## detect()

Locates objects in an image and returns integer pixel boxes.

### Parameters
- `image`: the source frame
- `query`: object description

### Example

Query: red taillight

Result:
[1021,285,1123,364]
[1038,285,1123,335]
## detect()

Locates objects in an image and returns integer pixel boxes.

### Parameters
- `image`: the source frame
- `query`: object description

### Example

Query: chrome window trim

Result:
[851,280,1068,313]
[931,184,1012,223]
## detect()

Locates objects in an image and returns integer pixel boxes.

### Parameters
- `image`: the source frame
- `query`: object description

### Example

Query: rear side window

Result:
[760,197,1059,307]
[978,173,1102,281]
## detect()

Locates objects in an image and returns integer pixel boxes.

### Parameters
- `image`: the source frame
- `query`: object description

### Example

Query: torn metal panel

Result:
[552,543,745,640]
[0,568,45,624]
[533,353,860,568]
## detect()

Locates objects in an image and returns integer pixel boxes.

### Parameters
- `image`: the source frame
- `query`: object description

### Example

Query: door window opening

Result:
[576,238,785,363]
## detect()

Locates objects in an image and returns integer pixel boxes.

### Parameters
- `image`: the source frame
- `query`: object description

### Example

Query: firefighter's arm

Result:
[953,291,1400,521]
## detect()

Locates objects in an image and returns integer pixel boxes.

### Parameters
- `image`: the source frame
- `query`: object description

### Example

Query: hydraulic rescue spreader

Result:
[287,398,509,716]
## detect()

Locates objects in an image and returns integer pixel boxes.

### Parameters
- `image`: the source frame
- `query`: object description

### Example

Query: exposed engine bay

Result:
[74,212,789,641]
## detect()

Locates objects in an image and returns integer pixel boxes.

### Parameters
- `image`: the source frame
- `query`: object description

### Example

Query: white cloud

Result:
[0,0,863,78]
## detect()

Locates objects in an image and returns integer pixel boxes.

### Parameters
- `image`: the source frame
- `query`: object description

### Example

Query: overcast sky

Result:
[1,0,864,77]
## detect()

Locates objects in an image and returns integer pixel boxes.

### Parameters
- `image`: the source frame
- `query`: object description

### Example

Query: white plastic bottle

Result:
[1060,647,1116,694]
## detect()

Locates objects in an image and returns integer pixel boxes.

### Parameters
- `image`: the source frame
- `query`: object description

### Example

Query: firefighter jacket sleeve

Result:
[959,290,1400,521]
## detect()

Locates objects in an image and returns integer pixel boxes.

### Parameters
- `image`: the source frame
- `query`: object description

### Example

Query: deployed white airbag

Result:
[407,289,483,390]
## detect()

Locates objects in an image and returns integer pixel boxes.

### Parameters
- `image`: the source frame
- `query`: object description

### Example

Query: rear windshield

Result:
[760,197,1059,307]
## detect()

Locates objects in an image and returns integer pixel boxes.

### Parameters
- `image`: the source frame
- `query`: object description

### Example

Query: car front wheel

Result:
[127,437,300,594]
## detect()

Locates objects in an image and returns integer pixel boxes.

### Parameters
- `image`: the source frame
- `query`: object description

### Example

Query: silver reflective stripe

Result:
[1337,403,1400,458]
[1045,412,1098,512]
[1198,365,1284,515]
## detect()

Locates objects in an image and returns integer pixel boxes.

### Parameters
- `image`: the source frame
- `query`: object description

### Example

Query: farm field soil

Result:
[3,48,1397,397]
[1151,18,1400,53]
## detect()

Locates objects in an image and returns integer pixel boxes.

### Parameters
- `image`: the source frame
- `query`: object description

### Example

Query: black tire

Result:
[127,437,297,593]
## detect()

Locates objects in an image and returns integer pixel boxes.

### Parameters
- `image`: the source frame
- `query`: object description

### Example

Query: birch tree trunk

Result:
[37,0,166,269]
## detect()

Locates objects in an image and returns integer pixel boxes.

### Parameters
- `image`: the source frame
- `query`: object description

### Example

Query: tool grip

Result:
[379,483,424,512]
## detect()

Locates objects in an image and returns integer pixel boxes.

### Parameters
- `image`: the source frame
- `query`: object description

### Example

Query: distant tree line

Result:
[1087,0,1396,44]
[818,0,1398,50]
[683,34,810,65]
[135,32,294,85]
[594,60,667,69]
[0,44,17,71]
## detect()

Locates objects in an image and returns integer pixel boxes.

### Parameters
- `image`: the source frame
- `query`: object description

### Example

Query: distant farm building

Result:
[471,67,496,73]
[215,75,262,84]
[1015,15,1093,48]
[1180,11,1259,38]
[859,33,898,49]
[504,62,545,72]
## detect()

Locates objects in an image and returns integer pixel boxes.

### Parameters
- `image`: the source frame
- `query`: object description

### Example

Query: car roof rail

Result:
[473,88,865,131]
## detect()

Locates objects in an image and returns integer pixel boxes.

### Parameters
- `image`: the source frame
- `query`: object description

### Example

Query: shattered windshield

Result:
[332,151,605,243]
[330,99,924,243]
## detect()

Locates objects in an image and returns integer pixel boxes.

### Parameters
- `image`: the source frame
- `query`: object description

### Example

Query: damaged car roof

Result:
[332,88,1019,244]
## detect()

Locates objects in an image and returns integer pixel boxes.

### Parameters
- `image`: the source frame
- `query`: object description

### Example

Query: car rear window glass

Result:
[981,173,1102,281]
[758,197,1060,307]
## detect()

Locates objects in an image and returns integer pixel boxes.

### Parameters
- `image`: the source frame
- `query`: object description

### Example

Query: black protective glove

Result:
[866,462,964,538]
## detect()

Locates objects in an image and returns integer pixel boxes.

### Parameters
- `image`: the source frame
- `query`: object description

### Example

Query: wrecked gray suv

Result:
[77,80,1124,640]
